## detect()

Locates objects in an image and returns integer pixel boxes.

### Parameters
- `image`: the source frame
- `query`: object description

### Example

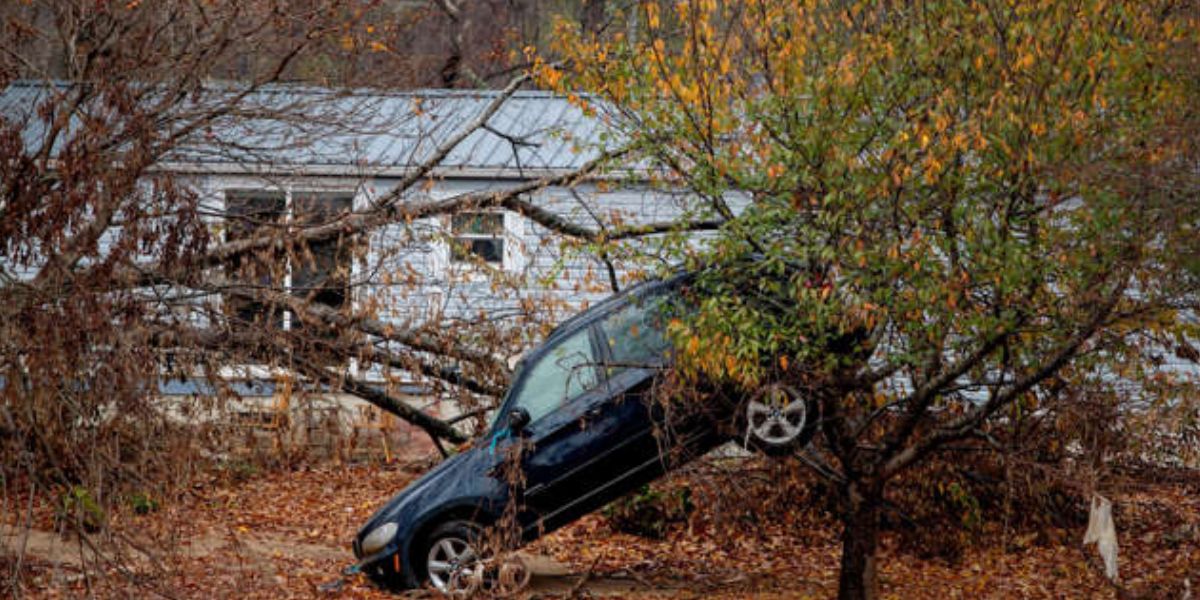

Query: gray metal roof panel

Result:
[0,82,617,173]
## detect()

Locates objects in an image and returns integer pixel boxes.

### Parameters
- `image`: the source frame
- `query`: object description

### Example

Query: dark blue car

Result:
[352,276,814,593]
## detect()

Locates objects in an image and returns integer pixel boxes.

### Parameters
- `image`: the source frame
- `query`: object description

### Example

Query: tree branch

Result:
[880,279,1128,479]
[290,355,468,445]
[156,324,470,444]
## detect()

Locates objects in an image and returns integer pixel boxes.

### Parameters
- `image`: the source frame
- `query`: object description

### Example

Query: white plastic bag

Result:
[1082,494,1119,582]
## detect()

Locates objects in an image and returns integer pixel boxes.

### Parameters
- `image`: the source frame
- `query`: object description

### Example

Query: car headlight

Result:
[360,522,398,556]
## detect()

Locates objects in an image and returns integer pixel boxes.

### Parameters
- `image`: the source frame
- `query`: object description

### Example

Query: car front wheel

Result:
[421,520,483,595]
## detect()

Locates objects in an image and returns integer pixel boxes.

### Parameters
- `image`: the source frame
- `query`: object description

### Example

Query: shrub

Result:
[604,483,694,539]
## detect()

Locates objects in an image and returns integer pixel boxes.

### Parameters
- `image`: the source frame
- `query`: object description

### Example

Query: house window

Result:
[223,190,354,332]
[291,192,353,314]
[450,212,504,266]
[225,191,286,329]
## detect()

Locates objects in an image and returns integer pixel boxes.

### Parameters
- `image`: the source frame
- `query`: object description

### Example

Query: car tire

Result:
[737,385,819,457]
[743,415,817,456]
[418,520,484,594]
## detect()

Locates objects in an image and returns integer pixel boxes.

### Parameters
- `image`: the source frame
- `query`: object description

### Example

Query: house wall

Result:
[170,170,719,452]
[192,172,716,347]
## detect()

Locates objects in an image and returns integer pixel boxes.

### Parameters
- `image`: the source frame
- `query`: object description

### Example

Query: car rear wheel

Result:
[741,383,818,455]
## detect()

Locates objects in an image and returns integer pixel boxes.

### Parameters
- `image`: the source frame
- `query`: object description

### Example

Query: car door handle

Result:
[586,407,603,419]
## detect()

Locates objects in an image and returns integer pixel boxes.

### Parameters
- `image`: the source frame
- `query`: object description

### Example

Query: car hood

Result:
[357,446,488,537]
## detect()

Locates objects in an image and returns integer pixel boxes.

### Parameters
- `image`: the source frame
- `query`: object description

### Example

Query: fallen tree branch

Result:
[160,325,472,444]
[339,376,468,446]
[189,273,510,381]
[289,354,469,445]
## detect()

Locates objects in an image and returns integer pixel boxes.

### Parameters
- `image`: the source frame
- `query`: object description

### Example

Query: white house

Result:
[4,82,1191,458]
[0,81,717,454]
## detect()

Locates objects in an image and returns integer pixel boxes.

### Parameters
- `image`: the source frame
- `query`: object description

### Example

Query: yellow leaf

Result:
[646,3,661,28]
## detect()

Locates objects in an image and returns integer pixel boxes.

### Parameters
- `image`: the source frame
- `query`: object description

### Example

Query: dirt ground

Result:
[3,458,1197,599]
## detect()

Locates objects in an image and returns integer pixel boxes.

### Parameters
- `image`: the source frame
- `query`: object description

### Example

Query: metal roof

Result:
[0,81,620,176]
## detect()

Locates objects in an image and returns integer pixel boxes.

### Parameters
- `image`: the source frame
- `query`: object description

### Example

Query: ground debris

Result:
[5,459,1198,598]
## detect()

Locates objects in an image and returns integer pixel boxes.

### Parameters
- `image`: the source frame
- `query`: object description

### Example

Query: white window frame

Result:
[451,212,506,266]
[221,184,356,331]
[448,210,507,271]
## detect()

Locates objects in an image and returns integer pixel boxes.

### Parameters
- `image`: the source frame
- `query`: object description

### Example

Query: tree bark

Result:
[838,484,881,600]
[580,0,607,37]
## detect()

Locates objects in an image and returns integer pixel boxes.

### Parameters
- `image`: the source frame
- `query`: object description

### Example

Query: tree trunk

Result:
[838,486,881,600]
[580,0,606,36]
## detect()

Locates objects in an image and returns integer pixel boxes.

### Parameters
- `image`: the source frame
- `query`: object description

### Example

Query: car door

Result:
[496,322,607,526]
[583,289,678,489]
[522,291,678,531]
[588,283,721,494]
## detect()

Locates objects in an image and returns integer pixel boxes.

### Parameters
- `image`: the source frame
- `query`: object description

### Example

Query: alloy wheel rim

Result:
[426,536,477,594]
[747,384,807,445]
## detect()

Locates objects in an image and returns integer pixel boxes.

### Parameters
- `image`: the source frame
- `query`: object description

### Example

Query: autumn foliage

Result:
[1,0,1199,598]
[544,1,1200,598]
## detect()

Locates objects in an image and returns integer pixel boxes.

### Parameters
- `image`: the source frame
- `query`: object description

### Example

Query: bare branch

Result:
[881,279,1128,479]
[293,356,469,445]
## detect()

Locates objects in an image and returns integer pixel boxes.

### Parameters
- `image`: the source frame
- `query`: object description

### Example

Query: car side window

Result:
[599,292,672,375]
[510,327,599,425]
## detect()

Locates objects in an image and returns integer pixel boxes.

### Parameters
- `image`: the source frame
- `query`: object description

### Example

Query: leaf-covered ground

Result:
[5,456,1197,599]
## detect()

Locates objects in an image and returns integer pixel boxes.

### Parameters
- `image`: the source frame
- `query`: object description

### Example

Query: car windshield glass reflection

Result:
[599,293,672,374]
[502,327,597,427]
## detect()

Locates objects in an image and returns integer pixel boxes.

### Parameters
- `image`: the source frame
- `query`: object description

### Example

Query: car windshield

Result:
[494,325,598,429]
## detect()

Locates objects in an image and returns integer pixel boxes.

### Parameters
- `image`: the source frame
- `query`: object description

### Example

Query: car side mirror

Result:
[508,407,531,433]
